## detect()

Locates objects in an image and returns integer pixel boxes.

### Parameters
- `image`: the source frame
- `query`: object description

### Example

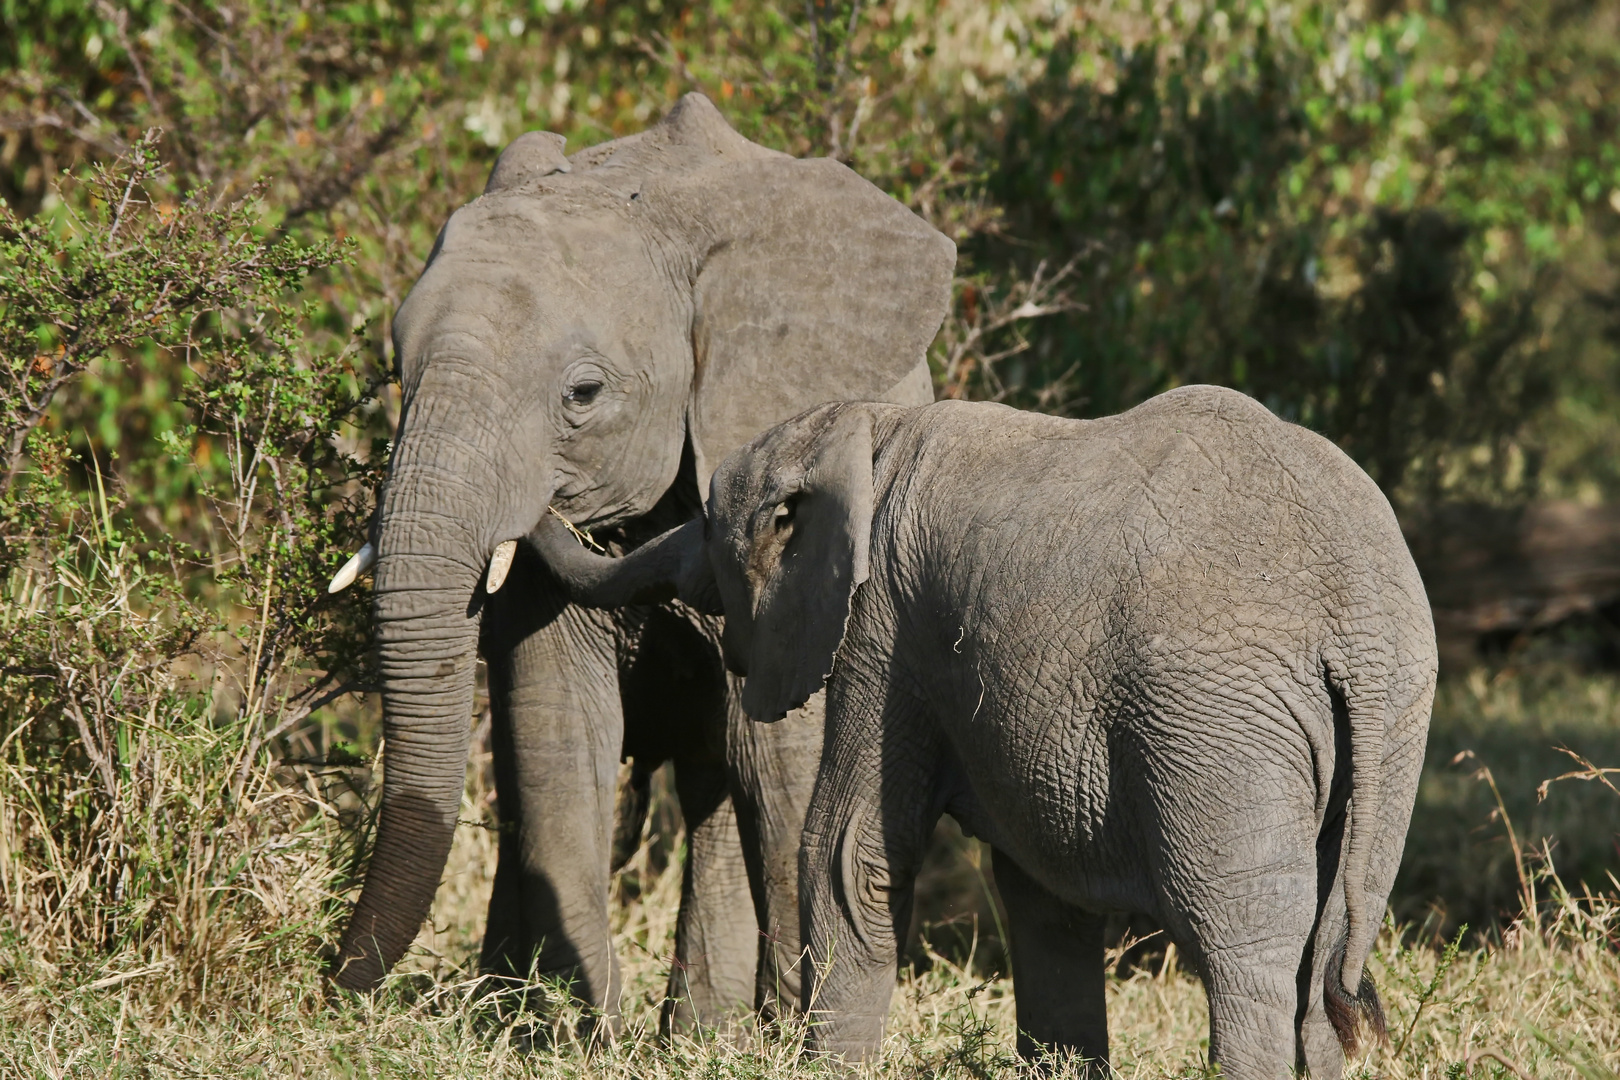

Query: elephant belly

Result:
[936,679,1160,919]
[933,649,1326,923]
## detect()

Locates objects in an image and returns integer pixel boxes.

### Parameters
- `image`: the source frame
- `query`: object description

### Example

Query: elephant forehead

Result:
[394,262,547,360]
[436,197,646,272]
[446,187,627,238]
[397,226,663,351]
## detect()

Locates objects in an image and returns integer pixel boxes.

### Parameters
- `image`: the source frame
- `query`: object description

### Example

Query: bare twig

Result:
[279,97,421,224]
[937,255,1088,403]
[97,3,160,118]
[804,0,823,88]
[259,678,372,749]
[548,505,606,552]
[65,693,120,796]
[1453,750,1536,924]
[168,0,240,58]
[634,34,694,89]
[105,150,144,241]
[1464,1050,1534,1080]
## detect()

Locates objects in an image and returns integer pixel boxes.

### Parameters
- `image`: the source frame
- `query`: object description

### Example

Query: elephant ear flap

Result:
[682,155,955,489]
[742,407,874,723]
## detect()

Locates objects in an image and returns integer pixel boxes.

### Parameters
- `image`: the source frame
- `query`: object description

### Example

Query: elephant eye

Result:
[772,498,796,532]
[564,380,602,406]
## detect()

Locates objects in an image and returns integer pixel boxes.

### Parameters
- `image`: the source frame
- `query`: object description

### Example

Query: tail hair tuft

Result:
[1323,935,1388,1057]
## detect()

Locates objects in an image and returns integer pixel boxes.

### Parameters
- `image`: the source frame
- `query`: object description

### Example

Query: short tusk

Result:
[486,539,518,593]
[327,542,376,594]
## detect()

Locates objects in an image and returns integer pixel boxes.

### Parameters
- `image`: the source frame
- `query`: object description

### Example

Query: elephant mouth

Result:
[523,510,709,612]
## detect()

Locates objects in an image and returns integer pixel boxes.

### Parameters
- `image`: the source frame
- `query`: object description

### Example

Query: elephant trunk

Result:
[334,432,541,990]
[528,512,717,613]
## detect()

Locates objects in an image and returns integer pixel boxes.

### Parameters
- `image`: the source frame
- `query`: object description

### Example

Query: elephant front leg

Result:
[660,759,758,1035]
[481,563,624,1023]
[617,605,759,1034]
[727,682,826,1020]
[992,849,1109,1070]
[799,687,937,1062]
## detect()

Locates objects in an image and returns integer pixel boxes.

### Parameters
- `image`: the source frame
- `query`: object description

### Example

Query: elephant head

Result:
[530,402,885,723]
[330,94,954,990]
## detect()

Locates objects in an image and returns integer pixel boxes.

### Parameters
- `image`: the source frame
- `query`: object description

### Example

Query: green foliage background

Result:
[2,0,1620,1033]
[7,0,1620,507]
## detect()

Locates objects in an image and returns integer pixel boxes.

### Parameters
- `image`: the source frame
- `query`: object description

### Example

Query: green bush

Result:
[0,132,381,981]
[957,1,1620,508]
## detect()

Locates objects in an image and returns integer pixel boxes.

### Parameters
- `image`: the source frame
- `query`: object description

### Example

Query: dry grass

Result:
[2,718,1618,1080]
[1398,665,1620,932]
[1,666,1617,1078]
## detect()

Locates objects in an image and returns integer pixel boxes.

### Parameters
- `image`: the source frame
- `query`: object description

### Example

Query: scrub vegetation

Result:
[1,0,1618,1075]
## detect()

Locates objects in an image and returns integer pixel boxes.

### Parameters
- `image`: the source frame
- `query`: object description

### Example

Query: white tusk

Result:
[486,539,518,593]
[328,542,377,594]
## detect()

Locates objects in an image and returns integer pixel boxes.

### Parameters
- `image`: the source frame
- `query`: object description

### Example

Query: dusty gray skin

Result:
[330,91,954,1033]
[532,386,1437,1078]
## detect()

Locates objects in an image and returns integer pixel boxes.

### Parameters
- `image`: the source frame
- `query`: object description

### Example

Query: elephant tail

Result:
[1323,929,1387,1055]
[1322,656,1391,1056]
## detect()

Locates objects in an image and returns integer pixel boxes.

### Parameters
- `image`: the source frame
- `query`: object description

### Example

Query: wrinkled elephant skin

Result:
[536,386,1436,1077]
[330,91,955,1037]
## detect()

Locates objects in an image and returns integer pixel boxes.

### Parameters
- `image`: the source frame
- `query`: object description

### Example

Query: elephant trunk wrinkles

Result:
[334,453,527,991]
[529,513,713,612]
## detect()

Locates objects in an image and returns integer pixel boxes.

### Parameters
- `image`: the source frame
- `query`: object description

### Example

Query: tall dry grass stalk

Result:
[0,466,353,1004]
[4,710,1618,1079]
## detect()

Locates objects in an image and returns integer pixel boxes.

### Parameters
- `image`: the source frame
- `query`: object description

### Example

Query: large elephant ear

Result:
[484,93,954,485]
[739,406,875,723]
[632,94,956,487]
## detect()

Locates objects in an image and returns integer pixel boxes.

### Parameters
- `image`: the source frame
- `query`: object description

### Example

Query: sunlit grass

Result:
[2,668,1618,1078]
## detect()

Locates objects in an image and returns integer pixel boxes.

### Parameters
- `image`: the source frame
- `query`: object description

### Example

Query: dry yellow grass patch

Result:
[10,774,1613,1079]
[3,679,1618,1079]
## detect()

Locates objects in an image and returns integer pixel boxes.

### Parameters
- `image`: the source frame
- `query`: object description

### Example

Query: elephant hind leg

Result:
[992,849,1109,1072]
[1145,764,1319,1076]
[1168,840,1318,1080]
[1297,783,1352,1079]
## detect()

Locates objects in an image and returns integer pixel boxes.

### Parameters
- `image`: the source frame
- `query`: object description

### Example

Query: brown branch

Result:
[262,678,372,748]
[280,98,421,224]
[97,2,161,120]
[65,693,120,796]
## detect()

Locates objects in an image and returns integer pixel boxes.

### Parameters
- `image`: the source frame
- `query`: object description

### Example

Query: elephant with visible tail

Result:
[532,386,1436,1078]
[326,93,955,1032]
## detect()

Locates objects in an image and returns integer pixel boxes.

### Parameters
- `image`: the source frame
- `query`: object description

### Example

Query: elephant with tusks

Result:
[327,93,955,1034]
